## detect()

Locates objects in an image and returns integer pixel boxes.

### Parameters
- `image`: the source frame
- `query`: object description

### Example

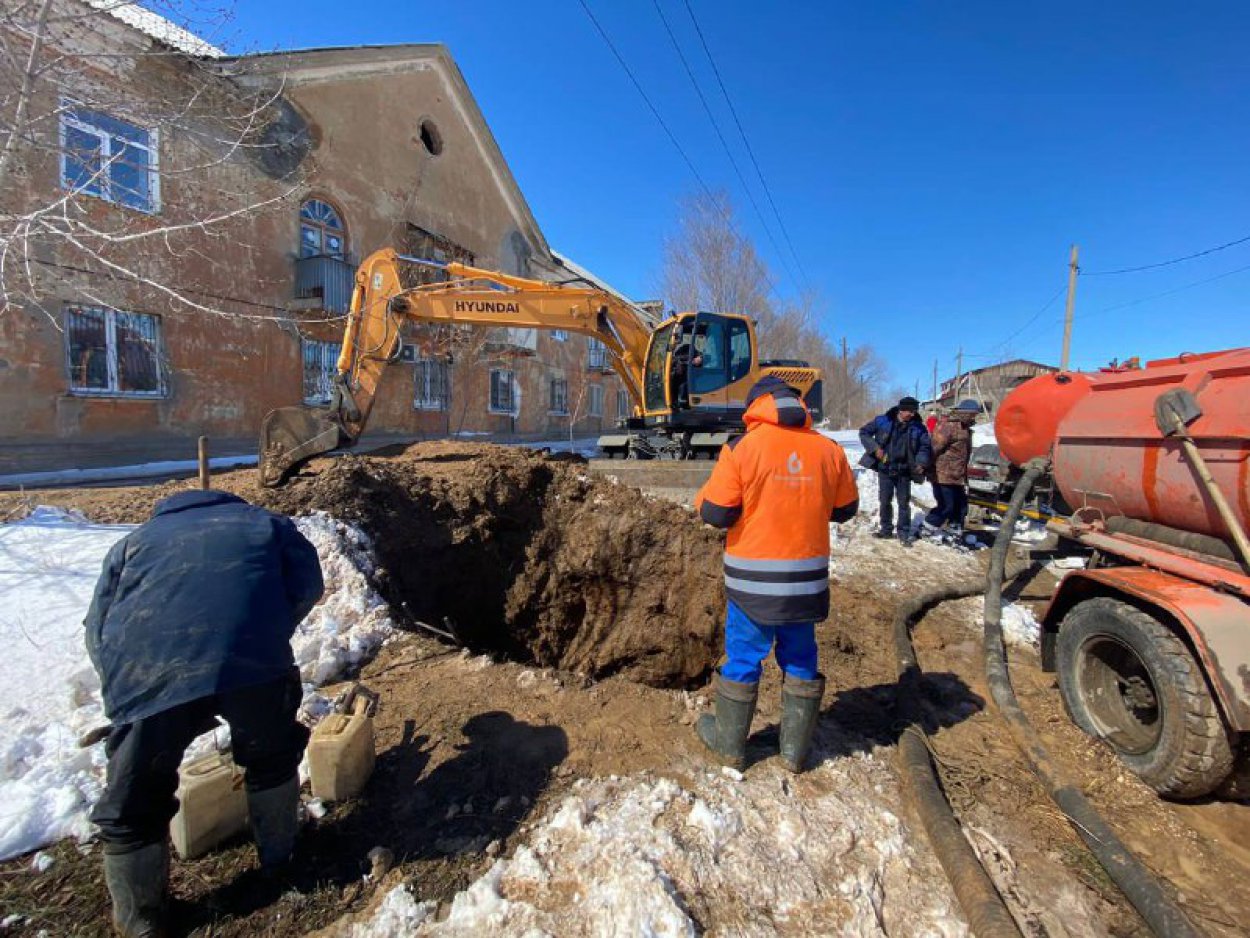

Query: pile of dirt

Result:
[9,443,727,688]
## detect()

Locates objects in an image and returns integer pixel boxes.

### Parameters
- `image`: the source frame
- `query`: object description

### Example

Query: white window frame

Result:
[414,357,448,411]
[302,339,340,405]
[59,99,161,214]
[489,368,518,415]
[64,305,165,398]
[588,383,604,417]
[549,377,569,415]
[587,337,608,370]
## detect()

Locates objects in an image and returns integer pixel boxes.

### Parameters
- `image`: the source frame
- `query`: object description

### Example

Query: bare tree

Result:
[659,189,892,428]
[0,0,303,324]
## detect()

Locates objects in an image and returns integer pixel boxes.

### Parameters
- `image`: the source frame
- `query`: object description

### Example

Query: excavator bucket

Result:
[258,406,345,487]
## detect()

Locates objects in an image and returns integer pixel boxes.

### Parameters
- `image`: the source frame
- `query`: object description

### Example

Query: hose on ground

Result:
[983,460,1201,938]
[893,580,1023,938]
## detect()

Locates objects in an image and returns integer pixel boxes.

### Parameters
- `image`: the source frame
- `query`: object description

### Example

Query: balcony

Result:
[292,254,357,316]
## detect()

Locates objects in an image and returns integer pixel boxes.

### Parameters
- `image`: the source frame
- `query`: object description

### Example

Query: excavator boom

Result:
[259,249,654,485]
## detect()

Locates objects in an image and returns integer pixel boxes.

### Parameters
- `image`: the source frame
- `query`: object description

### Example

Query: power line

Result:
[1083,232,1250,276]
[1086,260,1250,318]
[648,0,800,290]
[574,0,783,300]
[992,284,1068,352]
[681,0,811,291]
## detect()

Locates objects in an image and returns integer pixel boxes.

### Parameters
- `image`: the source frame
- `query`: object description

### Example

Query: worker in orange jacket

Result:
[694,376,859,772]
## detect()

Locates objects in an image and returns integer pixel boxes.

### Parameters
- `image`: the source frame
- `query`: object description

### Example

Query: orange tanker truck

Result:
[995,347,1250,799]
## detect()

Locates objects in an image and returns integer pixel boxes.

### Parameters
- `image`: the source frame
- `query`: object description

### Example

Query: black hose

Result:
[983,460,1202,938]
[893,581,1023,938]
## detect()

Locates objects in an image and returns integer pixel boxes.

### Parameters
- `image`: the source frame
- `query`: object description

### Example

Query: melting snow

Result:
[0,507,393,861]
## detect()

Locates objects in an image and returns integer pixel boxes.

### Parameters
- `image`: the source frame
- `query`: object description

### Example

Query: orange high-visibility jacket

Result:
[695,384,859,625]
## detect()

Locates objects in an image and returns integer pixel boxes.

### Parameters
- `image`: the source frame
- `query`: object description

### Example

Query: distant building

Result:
[0,3,629,475]
[932,359,1057,414]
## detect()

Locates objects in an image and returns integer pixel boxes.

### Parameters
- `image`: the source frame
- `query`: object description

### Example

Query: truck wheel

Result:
[1056,597,1234,799]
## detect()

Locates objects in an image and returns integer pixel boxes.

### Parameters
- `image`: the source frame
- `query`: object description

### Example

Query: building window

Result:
[549,378,568,415]
[300,199,347,258]
[414,357,449,411]
[588,384,604,417]
[617,388,630,418]
[489,369,517,415]
[65,306,164,396]
[588,338,608,370]
[551,330,568,342]
[60,102,159,213]
[302,339,340,404]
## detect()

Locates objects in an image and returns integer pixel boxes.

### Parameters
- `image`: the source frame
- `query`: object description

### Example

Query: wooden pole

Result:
[1060,244,1080,371]
[931,359,938,405]
[841,336,851,429]
[955,348,963,400]
[198,436,210,490]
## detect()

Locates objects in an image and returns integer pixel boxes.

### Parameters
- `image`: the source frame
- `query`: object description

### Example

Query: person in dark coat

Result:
[84,490,324,937]
[858,396,933,546]
[924,398,979,536]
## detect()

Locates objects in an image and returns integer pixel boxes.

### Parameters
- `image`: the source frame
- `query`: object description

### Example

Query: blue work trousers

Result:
[721,600,818,684]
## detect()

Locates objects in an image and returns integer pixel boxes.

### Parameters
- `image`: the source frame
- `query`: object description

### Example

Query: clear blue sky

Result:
[215,1,1249,395]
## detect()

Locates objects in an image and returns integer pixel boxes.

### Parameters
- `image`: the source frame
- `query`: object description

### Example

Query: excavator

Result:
[258,248,823,485]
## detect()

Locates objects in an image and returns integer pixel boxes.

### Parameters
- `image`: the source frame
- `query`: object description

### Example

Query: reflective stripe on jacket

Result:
[695,386,859,625]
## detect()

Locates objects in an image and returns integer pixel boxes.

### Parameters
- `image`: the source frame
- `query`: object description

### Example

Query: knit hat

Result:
[897,396,920,411]
[746,375,800,408]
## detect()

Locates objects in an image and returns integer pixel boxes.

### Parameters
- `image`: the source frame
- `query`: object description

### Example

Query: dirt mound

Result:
[18,443,726,688]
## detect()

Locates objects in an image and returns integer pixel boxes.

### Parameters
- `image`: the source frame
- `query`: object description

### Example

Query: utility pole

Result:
[1061,243,1079,371]
[841,336,851,429]
[955,347,963,400]
[931,359,938,405]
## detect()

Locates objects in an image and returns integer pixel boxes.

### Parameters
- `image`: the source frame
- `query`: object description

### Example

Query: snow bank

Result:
[0,508,394,861]
[353,754,966,936]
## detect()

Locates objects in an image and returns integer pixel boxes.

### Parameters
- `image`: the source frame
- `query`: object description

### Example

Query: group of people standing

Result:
[858,395,982,546]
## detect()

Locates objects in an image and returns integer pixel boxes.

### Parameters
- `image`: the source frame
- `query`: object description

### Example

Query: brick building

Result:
[0,3,631,476]
[933,359,1057,414]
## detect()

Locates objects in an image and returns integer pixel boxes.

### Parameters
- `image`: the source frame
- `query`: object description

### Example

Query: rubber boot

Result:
[247,775,300,869]
[695,675,758,770]
[103,842,168,938]
[779,673,826,773]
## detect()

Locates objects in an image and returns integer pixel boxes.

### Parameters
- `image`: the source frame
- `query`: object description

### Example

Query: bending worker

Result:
[694,376,859,772]
[84,490,324,937]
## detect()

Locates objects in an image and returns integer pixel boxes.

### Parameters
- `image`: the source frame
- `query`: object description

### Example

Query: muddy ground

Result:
[2,445,1249,935]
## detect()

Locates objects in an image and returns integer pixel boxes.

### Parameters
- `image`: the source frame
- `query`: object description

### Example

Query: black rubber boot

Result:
[696,675,759,770]
[103,842,168,938]
[780,673,826,773]
[247,775,300,869]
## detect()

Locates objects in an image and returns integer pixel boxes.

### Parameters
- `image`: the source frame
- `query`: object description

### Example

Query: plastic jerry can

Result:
[308,693,376,801]
[169,752,249,860]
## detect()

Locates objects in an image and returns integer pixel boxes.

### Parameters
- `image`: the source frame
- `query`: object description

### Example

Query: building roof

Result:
[88,1,225,58]
[549,252,659,327]
[215,44,551,264]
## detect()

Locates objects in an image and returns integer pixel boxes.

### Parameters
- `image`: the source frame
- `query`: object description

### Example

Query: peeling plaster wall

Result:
[0,31,623,474]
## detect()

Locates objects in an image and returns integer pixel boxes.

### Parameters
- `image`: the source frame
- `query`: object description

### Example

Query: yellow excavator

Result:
[259,248,823,485]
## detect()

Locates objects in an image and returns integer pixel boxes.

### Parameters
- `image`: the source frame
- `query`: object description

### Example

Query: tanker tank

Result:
[995,348,1250,542]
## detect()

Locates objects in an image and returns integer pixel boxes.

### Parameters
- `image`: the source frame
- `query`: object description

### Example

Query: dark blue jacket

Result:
[84,491,324,724]
[858,408,933,476]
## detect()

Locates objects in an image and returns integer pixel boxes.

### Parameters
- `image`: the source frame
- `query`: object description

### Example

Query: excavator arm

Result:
[259,248,655,485]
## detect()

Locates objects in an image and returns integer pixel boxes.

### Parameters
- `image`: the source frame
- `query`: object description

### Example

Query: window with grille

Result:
[489,369,517,415]
[414,358,448,410]
[551,330,568,342]
[617,388,630,418]
[588,384,604,417]
[65,306,164,396]
[549,378,568,415]
[300,199,346,258]
[60,102,159,213]
[587,338,608,370]
[302,339,340,404]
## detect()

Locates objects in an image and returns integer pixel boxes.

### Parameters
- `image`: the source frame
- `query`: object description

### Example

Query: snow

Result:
[0,508,394,861]
[352,753,967,936]
[87,0,225,58]
[1000,602,1042,648]
[0,455,257,490]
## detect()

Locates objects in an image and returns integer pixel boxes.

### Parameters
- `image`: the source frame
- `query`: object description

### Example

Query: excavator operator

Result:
[670,326,704,410]
[693,375,859,774]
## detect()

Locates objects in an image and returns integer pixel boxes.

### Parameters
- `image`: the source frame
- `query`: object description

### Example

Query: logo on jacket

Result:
[787,452,803,474]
